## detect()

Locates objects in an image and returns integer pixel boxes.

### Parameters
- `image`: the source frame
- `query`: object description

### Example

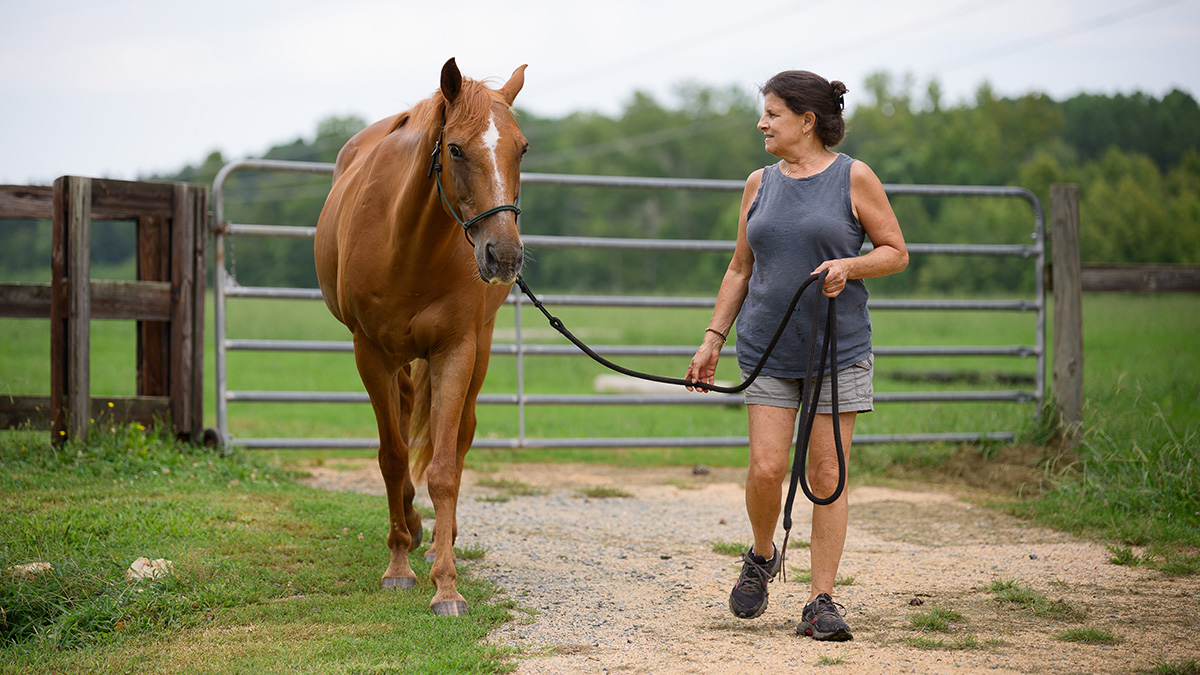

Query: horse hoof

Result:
[431,600,468,616]
[409,527,423,551]
[382,577,417,590]
[424,550,436,563]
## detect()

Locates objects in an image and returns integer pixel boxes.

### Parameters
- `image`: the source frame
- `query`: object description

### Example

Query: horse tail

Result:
[409,359,434,483]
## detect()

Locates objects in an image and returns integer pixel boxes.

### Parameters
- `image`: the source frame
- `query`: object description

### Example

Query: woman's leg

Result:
[807,411,856,602]
[745,403,799,558]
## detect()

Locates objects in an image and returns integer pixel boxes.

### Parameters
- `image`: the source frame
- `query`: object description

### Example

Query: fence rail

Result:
[212,159,1045,450]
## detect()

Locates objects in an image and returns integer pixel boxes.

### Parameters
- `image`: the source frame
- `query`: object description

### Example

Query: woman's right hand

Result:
[685,335,724,393]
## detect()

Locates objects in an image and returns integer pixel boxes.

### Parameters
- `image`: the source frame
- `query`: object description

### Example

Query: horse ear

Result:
[440,58,462,105]
[498,64,527,107]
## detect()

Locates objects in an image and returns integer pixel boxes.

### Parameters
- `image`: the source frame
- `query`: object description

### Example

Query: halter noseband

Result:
[426,112,521,248]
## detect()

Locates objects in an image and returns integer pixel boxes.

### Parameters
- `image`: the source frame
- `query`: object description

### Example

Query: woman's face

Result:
[758,93,808,158]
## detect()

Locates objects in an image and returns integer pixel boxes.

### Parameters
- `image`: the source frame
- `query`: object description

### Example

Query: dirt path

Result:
[302,460,1200,674]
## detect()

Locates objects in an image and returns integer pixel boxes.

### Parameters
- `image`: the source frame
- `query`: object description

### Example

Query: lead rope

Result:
[513,271,847,578]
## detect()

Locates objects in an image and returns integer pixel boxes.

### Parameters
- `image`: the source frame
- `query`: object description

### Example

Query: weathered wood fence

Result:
[0,177,208,442]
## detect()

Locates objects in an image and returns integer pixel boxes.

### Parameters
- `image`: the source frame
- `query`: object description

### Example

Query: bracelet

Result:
[705,327,727,344]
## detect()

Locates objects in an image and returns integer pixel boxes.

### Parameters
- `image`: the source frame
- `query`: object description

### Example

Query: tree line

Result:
[3,72,1197,296]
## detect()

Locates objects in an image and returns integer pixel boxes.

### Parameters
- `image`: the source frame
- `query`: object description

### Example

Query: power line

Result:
[935,0,1190,72]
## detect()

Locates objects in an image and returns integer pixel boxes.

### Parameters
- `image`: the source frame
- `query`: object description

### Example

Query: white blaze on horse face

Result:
[482,114,505,200]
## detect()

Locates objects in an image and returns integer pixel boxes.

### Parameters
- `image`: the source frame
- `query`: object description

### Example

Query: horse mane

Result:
[388,77,507,139]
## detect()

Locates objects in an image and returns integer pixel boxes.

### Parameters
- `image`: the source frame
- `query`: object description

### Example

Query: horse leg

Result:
[424,340,479,616]
[395,362,423,552]
[353,334,418,590]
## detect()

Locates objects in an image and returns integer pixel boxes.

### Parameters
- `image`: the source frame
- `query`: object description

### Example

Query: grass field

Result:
[0,427,517,673]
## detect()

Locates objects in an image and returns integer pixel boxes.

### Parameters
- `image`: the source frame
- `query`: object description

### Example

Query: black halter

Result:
[426,112,521,248]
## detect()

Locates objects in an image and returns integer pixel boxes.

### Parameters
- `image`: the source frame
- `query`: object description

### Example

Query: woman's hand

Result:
[685,334,724,393]
[812,259,852,298]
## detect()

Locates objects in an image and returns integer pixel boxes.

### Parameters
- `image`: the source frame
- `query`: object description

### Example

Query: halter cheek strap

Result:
[427,115,521,248]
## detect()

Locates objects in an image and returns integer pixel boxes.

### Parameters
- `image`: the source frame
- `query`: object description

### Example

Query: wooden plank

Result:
[0,283,53,318]
[170,183,196,436]
[188,184,209,436]
[0,395,171,430]
[0,395,53,429]
[1081,264,1200,293]
[67,177,92,440]
[137,215,171,398]
[0,185,54,220]
[1051,184,1084,447]
[89,178,175,219]
[0,280,171,320]
[50,178,68,441]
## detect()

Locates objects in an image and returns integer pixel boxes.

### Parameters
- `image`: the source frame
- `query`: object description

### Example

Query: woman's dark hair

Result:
[761,70,849,147]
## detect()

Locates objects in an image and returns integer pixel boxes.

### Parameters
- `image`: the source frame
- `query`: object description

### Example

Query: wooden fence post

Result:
[1051,184,1083,446]
[51,176,93,442]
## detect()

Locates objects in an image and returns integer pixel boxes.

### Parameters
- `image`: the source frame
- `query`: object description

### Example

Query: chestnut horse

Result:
[314,58,527,615]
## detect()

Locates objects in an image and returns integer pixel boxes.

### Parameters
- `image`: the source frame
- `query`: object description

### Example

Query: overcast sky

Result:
[1,0,1197,185]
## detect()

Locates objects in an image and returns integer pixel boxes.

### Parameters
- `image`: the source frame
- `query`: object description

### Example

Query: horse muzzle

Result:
[477,238,524,285]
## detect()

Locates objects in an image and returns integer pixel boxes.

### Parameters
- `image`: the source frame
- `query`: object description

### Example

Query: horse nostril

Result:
[485,243,500,273]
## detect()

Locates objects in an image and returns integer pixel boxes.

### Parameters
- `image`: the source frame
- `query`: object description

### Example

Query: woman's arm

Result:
[685,169,762,391]
[812,160,908,297]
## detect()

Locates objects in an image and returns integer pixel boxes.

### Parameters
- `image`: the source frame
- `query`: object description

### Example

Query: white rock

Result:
[125,557,174,581]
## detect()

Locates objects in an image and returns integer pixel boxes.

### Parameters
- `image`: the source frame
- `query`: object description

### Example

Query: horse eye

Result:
[520,144,529,158]
[448,144,464,159]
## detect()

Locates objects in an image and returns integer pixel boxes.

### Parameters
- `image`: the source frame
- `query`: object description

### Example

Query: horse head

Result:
[436,58,527,285]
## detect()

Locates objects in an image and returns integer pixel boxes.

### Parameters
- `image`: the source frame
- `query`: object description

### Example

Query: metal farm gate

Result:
[211,159,1045,450]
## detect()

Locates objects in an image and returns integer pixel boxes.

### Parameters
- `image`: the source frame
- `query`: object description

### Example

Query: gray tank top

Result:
[735,153,872,377]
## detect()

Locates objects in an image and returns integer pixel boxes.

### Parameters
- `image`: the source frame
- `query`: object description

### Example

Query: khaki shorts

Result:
[742,354,874,413]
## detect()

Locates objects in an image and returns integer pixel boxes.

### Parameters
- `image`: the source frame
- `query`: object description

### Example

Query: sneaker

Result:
[728,546,781,619]
[799,593,853,641]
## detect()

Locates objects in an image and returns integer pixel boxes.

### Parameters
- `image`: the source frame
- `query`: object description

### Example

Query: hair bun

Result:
[830,81,848,111]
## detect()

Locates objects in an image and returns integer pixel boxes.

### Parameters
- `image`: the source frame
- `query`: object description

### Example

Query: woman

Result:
[686,70,907,641]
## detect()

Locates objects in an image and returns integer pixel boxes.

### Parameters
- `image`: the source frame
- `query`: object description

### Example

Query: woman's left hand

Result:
[812,259,851,298]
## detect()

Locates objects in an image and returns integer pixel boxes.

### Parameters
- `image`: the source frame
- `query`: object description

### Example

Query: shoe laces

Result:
[735,552,775,594]
[811,593,847,618]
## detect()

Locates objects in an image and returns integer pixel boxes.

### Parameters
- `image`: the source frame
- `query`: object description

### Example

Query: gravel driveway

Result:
[303,460,1200,674]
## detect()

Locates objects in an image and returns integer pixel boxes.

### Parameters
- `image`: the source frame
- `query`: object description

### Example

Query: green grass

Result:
[1144,660,1200,675]
[0,426,514,673]
[1054,627,1121,645]
[908,606,964,632]
[575,486,633,499]
[710,541,748,556]
[984,579,1082,620]
[472,477,545,497]
[900,634,998,651]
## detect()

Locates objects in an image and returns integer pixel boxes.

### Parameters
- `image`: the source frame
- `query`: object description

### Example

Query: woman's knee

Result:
[806,455,845,493]
[748,452,789,486]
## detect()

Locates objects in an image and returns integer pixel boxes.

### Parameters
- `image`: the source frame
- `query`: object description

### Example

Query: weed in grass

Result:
[575,486,633,499]
[1055,627,1121,644]
[710,541,748,556]
[908,606,964,632]
[474,477,545,496]
[985,578,1082,619]
[455,544,488,561]
[1155,549,1200,577]
[476,495,512,503]
[901,634,991,651]
[1108,544,1155,567]
[817,652,849,665]
[788,569,854,586]
[1145,659,1200,675]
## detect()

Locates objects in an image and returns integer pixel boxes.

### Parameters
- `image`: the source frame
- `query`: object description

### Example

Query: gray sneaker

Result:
[728,546,781,619]
[799,593,853,640]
